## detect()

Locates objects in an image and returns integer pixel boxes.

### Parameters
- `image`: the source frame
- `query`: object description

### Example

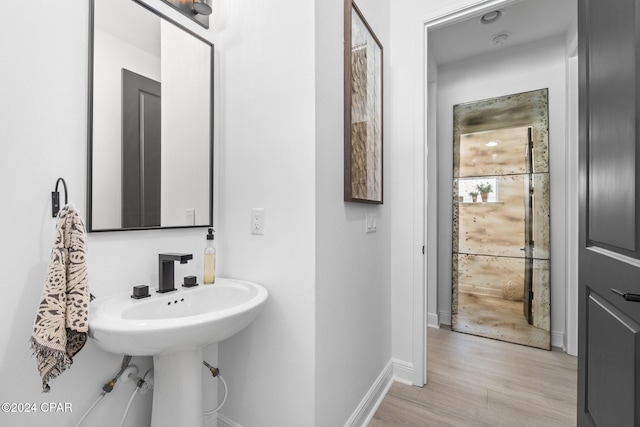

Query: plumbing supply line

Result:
[203,360,218,377]
[204,374,228,415]
[118,368,153,426]
[202,360,227,415]
[104,355,133,393]
[75,355,133,427]
[118,386,141,427]
[74,392,106,427]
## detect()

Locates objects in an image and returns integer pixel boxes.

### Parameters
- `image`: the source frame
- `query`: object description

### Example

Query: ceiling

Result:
[429,0,577,66]
[95,0,161,57]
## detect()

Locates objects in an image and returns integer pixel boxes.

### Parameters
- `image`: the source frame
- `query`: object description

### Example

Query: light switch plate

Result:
[366,212,377,233]
[186,209,195,225]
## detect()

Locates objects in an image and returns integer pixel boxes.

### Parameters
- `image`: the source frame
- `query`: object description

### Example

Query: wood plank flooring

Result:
[370,327,577,427]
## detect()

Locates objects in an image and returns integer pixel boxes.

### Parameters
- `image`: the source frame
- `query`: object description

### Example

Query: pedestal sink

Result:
[88,278,268,427]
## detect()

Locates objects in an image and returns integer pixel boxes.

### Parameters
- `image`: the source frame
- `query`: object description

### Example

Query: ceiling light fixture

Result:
[193,0,212,16]
[480,10,503,24]
[485,141,498,147]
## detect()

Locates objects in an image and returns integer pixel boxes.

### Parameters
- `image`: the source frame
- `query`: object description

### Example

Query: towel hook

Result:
[51,177,68,217]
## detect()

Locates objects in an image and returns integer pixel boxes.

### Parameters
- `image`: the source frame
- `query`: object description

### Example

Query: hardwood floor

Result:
[370,327,577,427]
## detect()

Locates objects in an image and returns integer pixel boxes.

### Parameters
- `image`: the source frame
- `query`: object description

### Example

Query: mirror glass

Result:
[88,0,213,231]
[451,89,551,350]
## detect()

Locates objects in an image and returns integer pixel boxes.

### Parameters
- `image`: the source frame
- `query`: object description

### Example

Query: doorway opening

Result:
[419,0,578,384]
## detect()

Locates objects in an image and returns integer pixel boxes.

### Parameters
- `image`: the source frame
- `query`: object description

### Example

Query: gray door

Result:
[578,0,640,425]
[122,69,161,228]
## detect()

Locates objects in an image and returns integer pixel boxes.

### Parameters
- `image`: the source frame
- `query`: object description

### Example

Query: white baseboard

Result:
[391,358,414,385]
[551,330,565,350]
[345,360,394,427]
[439,310,452,325]
[427,312,440,328]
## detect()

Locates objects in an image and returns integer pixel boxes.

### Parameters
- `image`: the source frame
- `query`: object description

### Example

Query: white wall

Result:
[315,0,392,425]
[388,0,481,381]
[215,0,393,423]
[2,0,394,424]
[93,29,161,229]
[160,21,211,226]
[389,1,428,378]
[213,0,317,425]
[0,0,509,423]
[426,48,440,328]
[0,2,218,426]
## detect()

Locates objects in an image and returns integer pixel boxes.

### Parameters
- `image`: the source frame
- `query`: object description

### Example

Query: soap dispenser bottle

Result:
[204,228,216,284]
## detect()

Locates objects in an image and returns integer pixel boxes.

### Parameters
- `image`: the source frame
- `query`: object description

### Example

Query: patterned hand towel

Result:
[31,204,89,392]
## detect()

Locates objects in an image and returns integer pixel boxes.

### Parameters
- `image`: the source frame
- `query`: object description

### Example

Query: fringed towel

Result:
[31,204,89,392]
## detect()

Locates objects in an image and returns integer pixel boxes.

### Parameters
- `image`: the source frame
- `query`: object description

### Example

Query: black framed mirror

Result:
[88,0,214,232]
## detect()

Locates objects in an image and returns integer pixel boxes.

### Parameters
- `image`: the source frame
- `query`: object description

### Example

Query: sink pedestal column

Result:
[151,349,204,427]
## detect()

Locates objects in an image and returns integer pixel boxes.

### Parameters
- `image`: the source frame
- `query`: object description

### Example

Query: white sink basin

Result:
[89,278,268,355]
[88,278,268,427]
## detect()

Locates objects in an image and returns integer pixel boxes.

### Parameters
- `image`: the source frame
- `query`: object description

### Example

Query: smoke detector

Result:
[492,33,509,46]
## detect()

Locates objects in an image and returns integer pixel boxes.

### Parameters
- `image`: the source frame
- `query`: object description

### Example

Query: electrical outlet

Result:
[186,209,195,225]
[366,212,377,233]
[251,208,265,235]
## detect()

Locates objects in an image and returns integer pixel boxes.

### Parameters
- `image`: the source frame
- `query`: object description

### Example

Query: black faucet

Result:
[158,253,193,293]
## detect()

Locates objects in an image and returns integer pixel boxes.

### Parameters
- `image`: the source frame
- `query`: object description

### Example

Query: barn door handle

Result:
[611,289,640,302]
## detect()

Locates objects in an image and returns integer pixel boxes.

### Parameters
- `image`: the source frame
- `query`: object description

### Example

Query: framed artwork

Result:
[344,0,383,204]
